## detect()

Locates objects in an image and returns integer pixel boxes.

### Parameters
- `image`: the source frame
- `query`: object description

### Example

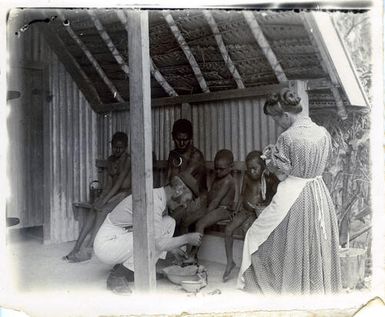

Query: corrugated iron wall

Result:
[98,97,279,162]
[98,104,182,160]
[45,50,98,243]
[7,23,48,229]
[191,98,280,161]
[7,19,98,243]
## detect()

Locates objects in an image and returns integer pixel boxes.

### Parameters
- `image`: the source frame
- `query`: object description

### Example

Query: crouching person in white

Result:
[94,172,202,293]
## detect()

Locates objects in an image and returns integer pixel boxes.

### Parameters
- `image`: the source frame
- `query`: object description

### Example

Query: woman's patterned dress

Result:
[243,117,342,294]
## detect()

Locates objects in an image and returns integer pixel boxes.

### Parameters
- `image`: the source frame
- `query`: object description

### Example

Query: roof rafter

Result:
[92,82,290,113]
[38,24,102,107]
[301,12,346,119]
[301,12,370,118]
[242,10,288,83]
[57,11,125,103]
[162,10,210,93]
[203,10,245,89]
[88,10,130,75]
[116,10,178,97]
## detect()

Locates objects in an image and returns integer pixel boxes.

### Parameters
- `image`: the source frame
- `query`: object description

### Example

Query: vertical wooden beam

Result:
[203,10,245,89]
[289,80,309,116]
[162,10,210,93]
[127,9,156,291]
[243,11,288,83]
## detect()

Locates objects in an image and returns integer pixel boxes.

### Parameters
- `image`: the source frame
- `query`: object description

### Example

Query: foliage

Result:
[332,12,372,101]
[314,108,371,248]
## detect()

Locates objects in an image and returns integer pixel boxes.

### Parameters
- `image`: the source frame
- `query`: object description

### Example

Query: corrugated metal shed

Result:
[7,17,98,242]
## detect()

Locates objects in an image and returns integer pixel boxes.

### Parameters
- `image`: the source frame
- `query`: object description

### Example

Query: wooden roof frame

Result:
[56,11,125,103]
[243,10,288,83]
[162,10,210,93]
[39,9,369,115]
[116,10,179,97]
[203,10,245,89]
[302,12,369,109]
[38,24,103,106]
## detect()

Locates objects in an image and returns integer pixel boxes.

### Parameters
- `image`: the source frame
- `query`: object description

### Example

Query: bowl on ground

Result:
[181,280,204,293]
[162,265,201,285]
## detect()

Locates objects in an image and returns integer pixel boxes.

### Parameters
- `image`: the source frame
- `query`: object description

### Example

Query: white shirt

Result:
[107,187,169,251]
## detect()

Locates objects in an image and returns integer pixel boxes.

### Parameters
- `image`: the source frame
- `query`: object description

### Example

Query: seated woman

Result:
[63,132,131,263]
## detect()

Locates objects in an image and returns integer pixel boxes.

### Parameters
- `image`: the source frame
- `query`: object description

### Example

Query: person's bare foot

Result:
[62,248,79,261]
[182,256,197,266]
[222,261,236,282]
[63,248,92,263]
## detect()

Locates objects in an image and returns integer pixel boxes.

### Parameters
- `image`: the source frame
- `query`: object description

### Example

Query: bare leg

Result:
[180,207,207,235]
[85,210,109,249]
[223,209,251,282]
[187,208,230,261]
[195,207,230,234]
[64,209,96,259]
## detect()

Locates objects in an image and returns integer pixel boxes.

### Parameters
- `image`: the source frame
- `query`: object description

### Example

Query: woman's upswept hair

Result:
[263,88,302,116]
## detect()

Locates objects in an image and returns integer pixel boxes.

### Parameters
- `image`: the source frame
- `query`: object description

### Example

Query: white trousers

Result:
[94,215,175,271]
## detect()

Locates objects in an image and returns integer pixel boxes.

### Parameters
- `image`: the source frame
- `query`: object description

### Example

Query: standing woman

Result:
[238,88,342,294]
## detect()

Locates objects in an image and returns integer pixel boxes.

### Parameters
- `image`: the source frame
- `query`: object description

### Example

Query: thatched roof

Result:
[9,8,369,114]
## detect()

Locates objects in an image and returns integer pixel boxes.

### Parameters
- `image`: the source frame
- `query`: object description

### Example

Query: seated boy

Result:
[63,132,131,263]
[183,149,236,261]
[223,150,278,281]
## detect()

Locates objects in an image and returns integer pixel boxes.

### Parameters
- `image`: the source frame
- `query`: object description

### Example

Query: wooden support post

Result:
[289,80,309,116]
[127,10,156,292]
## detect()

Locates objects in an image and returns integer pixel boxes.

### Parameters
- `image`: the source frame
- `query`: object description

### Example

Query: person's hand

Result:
[186,232,203,246]
[261,144,274,159]
[169,248,188,265]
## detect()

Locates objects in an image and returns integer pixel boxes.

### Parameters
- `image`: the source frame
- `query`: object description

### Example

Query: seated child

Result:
[183,149,236,262]
[222,150,277,282]
[63,132,131,263]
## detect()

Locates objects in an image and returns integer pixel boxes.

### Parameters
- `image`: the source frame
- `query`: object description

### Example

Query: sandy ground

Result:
[1,229,369,317]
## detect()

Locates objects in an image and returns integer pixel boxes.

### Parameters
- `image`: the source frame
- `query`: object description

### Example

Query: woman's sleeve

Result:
[266,133,292,175]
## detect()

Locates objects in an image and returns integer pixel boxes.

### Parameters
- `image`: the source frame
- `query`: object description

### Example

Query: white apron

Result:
[237,174,324,289]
